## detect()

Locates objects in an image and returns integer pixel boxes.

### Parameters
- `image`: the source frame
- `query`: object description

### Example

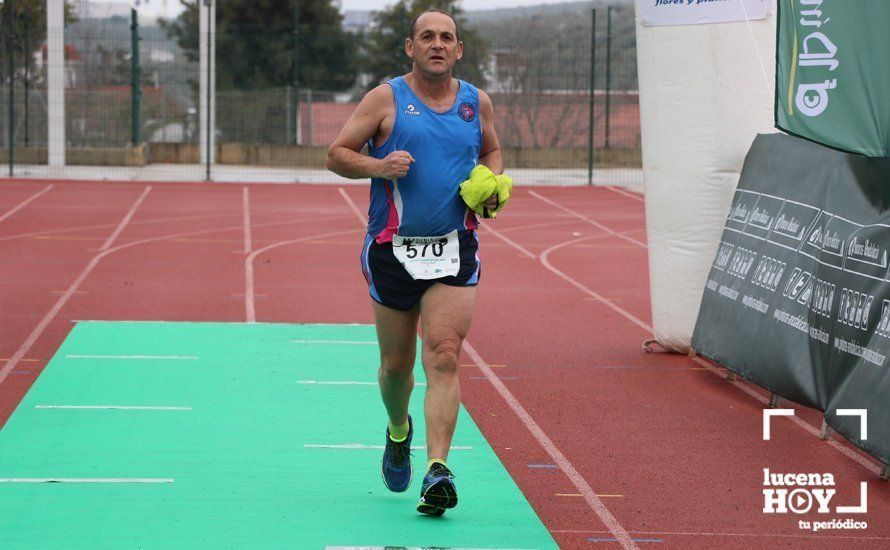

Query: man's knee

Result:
[380,354,414,380]
[423,334,463,375]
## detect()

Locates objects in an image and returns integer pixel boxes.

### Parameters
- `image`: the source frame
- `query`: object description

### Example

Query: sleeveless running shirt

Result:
[367,76,483,243]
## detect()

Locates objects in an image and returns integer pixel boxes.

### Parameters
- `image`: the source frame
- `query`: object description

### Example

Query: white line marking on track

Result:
[480,224,536,259]
[290,340,377,345]
[690,356,882,476]
[35,405,191,410]
[326,547,536,550]
[463,339,638,549]
[334,185,637,548]
[65,354,198,360]
[538,235,653,334]
[244,227,361,323]
[551,528,890,541]
[0,187,152,387]
[509,192,885,477]
[305,444,472,450]
[606,186,645,203]
[242,186,252,254]
[298,380,426,386]
[0,478,174,483]
[529,190,647,249]
[338,187,369,226]
[0,184,53,224]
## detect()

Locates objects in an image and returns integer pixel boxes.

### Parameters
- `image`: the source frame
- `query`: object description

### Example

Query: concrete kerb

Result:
[3,164,644,189]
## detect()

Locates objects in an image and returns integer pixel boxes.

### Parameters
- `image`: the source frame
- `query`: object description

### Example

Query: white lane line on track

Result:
[243,186,252,254]
[334,186,639,549]
[0,184,54,224]
[338,187,369,226]
[244,227,362,323]
[0,478,173,483]
[65,354,198,360]
[606,186,645,203]
[480,224,536,259]
[0,186,152,387]
[551,528,890,541]
[305,444,472,451]
[529,190,647,249]
[463,340,639,549]
[505,192,885,477]
[298,380,427,387]
[0,205,357,388]
[35,405,191,410]
[689,355,882,476]
[290,340,377,345]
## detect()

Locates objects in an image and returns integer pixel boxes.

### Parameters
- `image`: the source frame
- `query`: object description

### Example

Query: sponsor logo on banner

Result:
[791,2,840,117]
[635,0,770,27]
[762,410,869,532]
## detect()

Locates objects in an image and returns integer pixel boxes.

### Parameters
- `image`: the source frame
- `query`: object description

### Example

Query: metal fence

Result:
[1,2,640,186]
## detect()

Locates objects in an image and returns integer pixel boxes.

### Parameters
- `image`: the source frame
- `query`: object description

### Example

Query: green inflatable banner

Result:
[776,0,890,157]
[693,133,890,465]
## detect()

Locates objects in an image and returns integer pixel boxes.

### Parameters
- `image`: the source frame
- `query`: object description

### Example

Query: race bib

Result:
[392,230,461,280]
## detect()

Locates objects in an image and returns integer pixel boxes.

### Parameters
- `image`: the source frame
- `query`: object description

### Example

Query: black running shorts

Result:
[360,230,481,311]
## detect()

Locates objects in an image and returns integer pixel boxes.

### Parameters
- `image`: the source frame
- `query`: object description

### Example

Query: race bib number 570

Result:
[392,230,460,280]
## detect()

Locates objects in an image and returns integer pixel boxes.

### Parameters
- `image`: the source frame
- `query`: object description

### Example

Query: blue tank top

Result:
[367,76,483,243]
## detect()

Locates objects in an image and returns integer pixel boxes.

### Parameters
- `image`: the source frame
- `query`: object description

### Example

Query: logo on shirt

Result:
[458,102,476,122]
[404,104,421,116]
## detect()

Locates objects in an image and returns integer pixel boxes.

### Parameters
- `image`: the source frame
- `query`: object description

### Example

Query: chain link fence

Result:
[2,2,640,185]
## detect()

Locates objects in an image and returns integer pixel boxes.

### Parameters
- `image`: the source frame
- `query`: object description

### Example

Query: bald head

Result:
[409,9,460,41]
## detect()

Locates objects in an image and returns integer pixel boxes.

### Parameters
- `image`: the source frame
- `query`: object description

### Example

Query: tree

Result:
[161,0,357,91]
[361,0,488,90]
[1,0,77,79]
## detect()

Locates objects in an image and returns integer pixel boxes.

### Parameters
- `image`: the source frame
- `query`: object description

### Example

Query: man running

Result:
[326,8,503,515]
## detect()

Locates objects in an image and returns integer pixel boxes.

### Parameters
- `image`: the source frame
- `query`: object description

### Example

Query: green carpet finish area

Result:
[0,322,556,549]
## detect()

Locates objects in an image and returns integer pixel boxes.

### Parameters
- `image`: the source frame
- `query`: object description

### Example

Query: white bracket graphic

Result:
[836,481,868,514]
[763,409,796,441]
[836,409,867,440]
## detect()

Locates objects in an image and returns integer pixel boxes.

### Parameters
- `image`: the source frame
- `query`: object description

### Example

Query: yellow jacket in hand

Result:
[459,165,513,219]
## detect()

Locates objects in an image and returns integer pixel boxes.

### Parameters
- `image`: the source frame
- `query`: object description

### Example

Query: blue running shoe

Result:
[417,461,458,516]
[381,416,413,492]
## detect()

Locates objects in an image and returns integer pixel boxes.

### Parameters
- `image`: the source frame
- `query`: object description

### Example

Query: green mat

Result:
[0,322,556,549]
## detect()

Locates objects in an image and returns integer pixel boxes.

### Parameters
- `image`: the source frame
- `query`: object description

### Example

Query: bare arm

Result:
[326,85,414,180]
[477,89,503,176]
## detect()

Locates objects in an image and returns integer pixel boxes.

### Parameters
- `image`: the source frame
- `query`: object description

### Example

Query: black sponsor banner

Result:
[692,133,890,464]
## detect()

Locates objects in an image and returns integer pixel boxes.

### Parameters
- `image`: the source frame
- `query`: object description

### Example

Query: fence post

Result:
[285,85,292,144]
[130,8,141,146]
[6,0,14,175]
[293,6,301,145]
[605,6,612,149]
[587,8,596,186]
[306,88,312,146]
[23,6,29,147]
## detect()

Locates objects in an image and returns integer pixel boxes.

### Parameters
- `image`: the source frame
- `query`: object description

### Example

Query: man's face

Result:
[406,12,463,77]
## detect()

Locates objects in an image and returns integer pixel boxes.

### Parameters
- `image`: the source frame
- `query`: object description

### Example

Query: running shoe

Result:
[381,415,413,492]
[417,461,458,516]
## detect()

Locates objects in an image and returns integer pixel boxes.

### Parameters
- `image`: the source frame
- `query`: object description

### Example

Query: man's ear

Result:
[405,37,414,59]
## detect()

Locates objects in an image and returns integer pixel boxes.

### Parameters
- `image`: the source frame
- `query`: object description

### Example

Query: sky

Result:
[122,0,585,19]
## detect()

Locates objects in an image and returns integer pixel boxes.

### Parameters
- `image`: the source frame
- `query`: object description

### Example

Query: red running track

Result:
[0,179,888,549]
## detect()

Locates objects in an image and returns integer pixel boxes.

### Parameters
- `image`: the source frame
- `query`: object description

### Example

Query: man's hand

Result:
[482,193,499,211]
[377,151,415,180]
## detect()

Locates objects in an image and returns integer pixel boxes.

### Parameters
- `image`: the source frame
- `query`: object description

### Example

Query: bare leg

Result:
[419,283,476,462]
[373,300,420,426]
